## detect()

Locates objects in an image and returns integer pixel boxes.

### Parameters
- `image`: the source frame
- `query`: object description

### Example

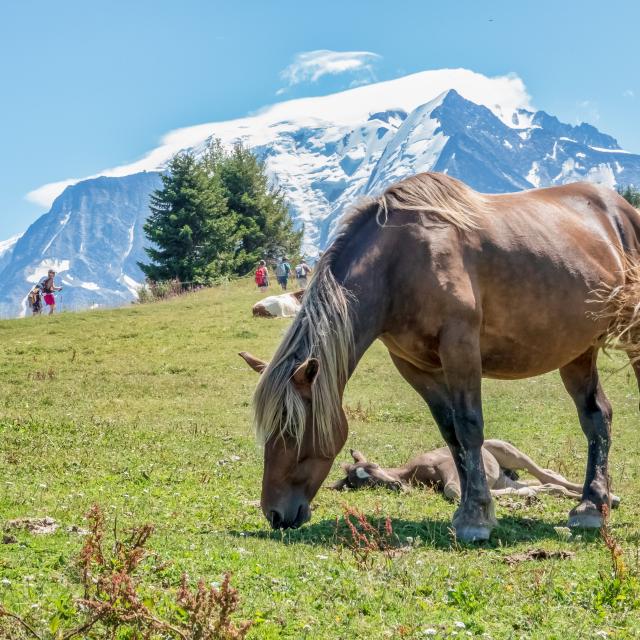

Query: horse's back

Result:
[376,178,640,379]
[474,183,639,377]
[484,182,636,261]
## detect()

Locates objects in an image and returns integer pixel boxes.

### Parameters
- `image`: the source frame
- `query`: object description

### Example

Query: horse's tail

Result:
[592,255,640,407]
[595,259,640,354]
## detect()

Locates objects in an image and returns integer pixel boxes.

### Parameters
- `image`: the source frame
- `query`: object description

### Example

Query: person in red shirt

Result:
[255,260,269,292]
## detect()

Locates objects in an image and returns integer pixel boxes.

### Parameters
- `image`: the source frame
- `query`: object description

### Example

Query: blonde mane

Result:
[376,172,488,231]
[253,259,353,454]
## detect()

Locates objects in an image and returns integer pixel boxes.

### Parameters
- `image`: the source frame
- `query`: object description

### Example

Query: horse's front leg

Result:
[440,327,496,542]
[560,348,612,528]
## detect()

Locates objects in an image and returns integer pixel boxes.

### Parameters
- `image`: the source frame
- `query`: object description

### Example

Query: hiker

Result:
[38,270,63,315]
[255,260,269,292]
[275,256,291,291]
[27,286,42,316]
[294,259,312,289]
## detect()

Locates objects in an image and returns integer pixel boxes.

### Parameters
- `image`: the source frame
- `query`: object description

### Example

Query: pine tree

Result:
[204,141,302,274]
[619,185,640,209]
[139,152,237,285]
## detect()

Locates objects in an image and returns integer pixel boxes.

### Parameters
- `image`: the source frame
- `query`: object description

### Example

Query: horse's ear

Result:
[350,449,367,463]
[238,351,268,374]
[292,358,320,386]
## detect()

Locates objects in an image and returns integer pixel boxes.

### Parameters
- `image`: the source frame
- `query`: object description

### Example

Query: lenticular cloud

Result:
[279,50,381,86]
[27,68,533,209]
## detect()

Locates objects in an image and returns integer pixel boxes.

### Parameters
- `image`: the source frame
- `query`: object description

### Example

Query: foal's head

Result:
[240,351,348,529]
[331,449,404,491]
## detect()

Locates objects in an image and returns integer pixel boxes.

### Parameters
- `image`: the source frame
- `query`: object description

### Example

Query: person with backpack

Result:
[275,256,291,291]
[38,269,63,315]
[255,260,269,292]
[294,259,312,289]
[27,286,42,316]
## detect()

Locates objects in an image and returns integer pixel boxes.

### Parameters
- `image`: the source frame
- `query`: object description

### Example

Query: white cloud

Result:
[623,89,635,99]
[28,179,79,208]
[279,49,380,88]
[27,68,533,209]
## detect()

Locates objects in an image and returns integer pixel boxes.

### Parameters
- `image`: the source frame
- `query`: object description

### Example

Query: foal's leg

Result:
[491,483,582,500]
[559,348,612,528]
[484,439,583,493]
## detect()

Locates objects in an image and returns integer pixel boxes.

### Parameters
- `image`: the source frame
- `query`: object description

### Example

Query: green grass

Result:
[1,278,640,638]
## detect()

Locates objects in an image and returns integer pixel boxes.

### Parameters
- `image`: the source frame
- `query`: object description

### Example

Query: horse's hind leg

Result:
[560,347,612,528]
[631,357,640,412]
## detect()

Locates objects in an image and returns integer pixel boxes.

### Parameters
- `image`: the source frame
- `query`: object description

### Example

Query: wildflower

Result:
[554,526,572,539]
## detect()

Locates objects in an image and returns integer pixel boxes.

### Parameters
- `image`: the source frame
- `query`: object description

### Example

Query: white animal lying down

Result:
[252,290,304,318]
[332,439,621,506]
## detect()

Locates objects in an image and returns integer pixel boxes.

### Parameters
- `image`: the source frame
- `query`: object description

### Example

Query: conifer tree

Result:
[139,152,237,284]
[619,185,640,209]
[204,141,302,273]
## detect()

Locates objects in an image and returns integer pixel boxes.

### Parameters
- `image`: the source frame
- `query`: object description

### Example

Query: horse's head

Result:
[240,351,348,530]
[331,449,404,491]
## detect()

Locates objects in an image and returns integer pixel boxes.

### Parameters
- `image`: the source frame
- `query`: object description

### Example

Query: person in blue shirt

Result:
[275,257,291,291]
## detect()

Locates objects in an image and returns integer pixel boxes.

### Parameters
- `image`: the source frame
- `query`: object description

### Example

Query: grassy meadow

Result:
[1,278,640,638]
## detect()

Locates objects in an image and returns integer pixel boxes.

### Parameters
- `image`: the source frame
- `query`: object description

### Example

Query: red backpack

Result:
[255,267,267,286]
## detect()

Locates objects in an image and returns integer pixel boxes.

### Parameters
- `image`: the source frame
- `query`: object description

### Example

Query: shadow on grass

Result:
[228,515,602,551]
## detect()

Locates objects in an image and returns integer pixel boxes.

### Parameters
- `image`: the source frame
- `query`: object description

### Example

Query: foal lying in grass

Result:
[332,440,620,506]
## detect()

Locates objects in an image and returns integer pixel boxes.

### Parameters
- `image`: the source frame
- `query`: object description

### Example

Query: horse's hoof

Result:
[455,524,492,542]
[611,494,621,509]
[568,507,602,529]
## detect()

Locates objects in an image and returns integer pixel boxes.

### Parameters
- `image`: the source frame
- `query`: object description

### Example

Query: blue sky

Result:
[1,0,639,239]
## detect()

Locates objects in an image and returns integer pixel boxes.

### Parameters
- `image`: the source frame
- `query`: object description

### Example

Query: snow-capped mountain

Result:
[0,173,160,316]
[0,233,22,273]
[2,70,640,316]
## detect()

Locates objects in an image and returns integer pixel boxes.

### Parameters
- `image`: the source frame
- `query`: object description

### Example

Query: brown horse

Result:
[240,172,640,541]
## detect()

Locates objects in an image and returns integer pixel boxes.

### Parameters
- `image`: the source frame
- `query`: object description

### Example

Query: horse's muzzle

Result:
[266,501,311,530]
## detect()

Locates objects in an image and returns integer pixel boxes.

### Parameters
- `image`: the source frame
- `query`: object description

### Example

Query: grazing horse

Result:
[240,172,640,541]
[331,442,620,507]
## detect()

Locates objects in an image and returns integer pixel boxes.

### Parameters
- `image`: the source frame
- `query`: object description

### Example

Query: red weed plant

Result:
[74,504,171,637]
[600,504,627,580]
[176,573,252,640]
[0,504,251,639]
[590,502,640,612]
[336,504,397,569]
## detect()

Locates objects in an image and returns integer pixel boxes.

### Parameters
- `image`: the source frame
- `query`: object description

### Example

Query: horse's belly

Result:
[476,252,615,378]
[382,315,604,379]
[479,317,603,379]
